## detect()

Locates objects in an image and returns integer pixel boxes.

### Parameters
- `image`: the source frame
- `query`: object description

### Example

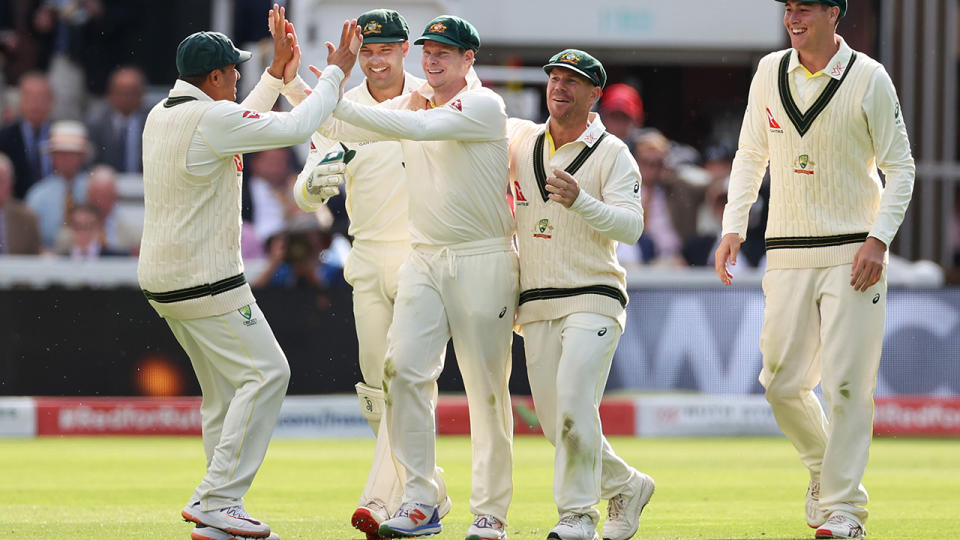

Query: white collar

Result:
[787,35,854,80]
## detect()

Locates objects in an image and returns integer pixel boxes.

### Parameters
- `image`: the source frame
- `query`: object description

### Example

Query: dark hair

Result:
[180,66,229,88]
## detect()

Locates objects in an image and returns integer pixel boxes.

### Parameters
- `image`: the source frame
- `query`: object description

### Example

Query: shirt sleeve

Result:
[199,65,344,157]
[333,90,506,142]
[568,146,644,244]
[862,66,916,246]
[722,63,771,241]
[280,74,310,107]
[238,69,284,112]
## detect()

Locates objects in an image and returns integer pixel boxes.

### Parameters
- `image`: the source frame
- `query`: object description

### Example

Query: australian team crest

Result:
[238,305,258,326]
[558,51,581,65]
[793,154,815,175]
[533,218,554,239]
[363,20,382,35]
[428,22,447,33]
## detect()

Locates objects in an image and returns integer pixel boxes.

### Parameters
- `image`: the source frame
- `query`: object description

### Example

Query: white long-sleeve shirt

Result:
[722,37,915,269]
[138,66,344,319]
[508,113,643,328]
[313,68,515,247]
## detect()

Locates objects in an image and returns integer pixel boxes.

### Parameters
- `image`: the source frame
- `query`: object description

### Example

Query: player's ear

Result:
[464,48,475,66]
[401,41,410,57]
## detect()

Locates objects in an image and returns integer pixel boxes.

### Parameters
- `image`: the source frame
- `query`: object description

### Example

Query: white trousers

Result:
[385,240,519,523]
[522,312,636,520]
[345,240,439,513]
[166,302,291,510]
[760,264,886,522]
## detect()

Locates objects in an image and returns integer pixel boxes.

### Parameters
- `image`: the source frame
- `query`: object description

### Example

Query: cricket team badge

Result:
[428,21,447,33]
[793,154,815,175]
[238,304,258,326]
[533,218,554,239]
[558,51,581,65]
[363,20,382,35]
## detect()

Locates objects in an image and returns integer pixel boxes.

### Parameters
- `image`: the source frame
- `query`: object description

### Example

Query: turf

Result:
[0,435,957,539]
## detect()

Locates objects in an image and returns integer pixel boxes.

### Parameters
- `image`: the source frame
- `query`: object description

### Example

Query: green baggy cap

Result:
[176,31,252,78]
[414,15,480,52]
[358,9,410,43]
[774,0,847,19]
[543,49,607,88]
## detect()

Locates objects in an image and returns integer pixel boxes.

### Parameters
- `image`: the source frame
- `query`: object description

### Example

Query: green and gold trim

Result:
[163,96,199,108]
[765,232,868,250]
[143,273,247,303]
[533,131,608,202]
[520,285,626,307]
[777,51,857,137]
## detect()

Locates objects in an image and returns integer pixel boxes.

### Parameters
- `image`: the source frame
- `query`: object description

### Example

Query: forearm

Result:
[570,192,644,244]
[239,69,285,112]
[334,97,502,141]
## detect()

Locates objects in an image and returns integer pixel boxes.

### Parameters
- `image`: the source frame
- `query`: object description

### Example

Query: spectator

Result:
[247,147,297,244]
[58,203,126,259]
[83,164,141,252]
[24,120,91,249]
[252,214,336,289]
[628,130,686,265]
[0,72,54,198]
[85,66,148,172]
[598,83,643,148]
[0,151,41,254]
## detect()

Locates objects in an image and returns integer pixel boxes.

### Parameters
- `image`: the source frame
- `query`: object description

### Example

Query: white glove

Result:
[293,141,356,211]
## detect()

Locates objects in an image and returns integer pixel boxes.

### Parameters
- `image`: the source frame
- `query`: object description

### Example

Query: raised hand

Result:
[326,19,362,77]
[267,4,295,80]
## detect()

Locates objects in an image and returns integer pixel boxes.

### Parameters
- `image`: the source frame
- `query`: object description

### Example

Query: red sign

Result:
[436,396,636,436]
[873,397,960,436]
[34,397,202,436]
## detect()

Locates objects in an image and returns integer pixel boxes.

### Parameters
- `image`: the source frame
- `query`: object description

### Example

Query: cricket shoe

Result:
[806,475,827,528]
[548,513,599,540]
[182,502,271,538]
[190,525,281,540]
[378,501,442,537]
[438,495,453,520]
[601,472,655,540]
[465,514,507,540]
[815,511,866,539]
[353,499,390,540]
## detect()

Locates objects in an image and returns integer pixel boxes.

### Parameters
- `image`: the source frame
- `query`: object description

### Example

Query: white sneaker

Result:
[353,499,390,539]
[190,525,280,540]
[601,472,655,540]
[182,502,271,538]
[548,513,599,540]
[806,475,827,528]
[465,514,507,540]
[378,502,442,537]
[815,511,866,538]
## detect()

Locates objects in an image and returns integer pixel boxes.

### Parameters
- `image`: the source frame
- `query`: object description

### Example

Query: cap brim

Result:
[543,63,600,86]
[414,35,473,50]
[236,49,252,64]
[362,36,407,44]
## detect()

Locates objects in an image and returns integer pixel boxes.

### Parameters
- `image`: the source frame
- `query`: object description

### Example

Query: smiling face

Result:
[783,1,838,53]
[545,67,602,124]
[420,40,473,95]
[359,42,409,91]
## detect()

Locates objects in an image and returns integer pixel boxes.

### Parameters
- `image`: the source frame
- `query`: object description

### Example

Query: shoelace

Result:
[607,494,625,520]
[558,513,590,526]
[808,481,820,498]
[473,515,503,530]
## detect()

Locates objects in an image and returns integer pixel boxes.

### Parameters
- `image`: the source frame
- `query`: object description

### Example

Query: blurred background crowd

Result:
[0,0,956,288]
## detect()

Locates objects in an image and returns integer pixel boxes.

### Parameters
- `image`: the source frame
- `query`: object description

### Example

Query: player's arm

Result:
[716,61,771,284]
[333,90,505,142]
[551,148,644,244]
[850,66,917,291]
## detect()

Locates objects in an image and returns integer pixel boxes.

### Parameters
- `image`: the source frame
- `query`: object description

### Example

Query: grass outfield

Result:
[0,436,958,539]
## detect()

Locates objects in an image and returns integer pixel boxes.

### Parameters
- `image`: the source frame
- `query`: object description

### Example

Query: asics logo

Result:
[409,508,428,524]
[598,328,607,336]
[499,307,507,318]
[872,293,880,304]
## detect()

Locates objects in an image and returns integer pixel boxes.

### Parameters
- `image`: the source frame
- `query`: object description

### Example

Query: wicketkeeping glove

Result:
[293,141,357,211]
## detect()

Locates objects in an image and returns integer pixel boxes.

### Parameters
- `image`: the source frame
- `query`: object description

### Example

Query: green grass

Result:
[0,436,958,539]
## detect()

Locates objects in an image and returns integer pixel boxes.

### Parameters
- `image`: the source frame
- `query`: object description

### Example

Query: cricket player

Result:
[715,1,915,538]
[285,9,450,539]
[137,7,361,540]
[297,15,518,540]
[507,49,654,540]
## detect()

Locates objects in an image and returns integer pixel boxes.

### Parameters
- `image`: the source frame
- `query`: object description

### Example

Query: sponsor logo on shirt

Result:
[233,155,243,173]
[793,153,815,175]
[514,181,529,207]
[449,99,462,111]
[830,61,844,78]
[533,218,553,239]
[766,108,783,133]
[242,110,260,119]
